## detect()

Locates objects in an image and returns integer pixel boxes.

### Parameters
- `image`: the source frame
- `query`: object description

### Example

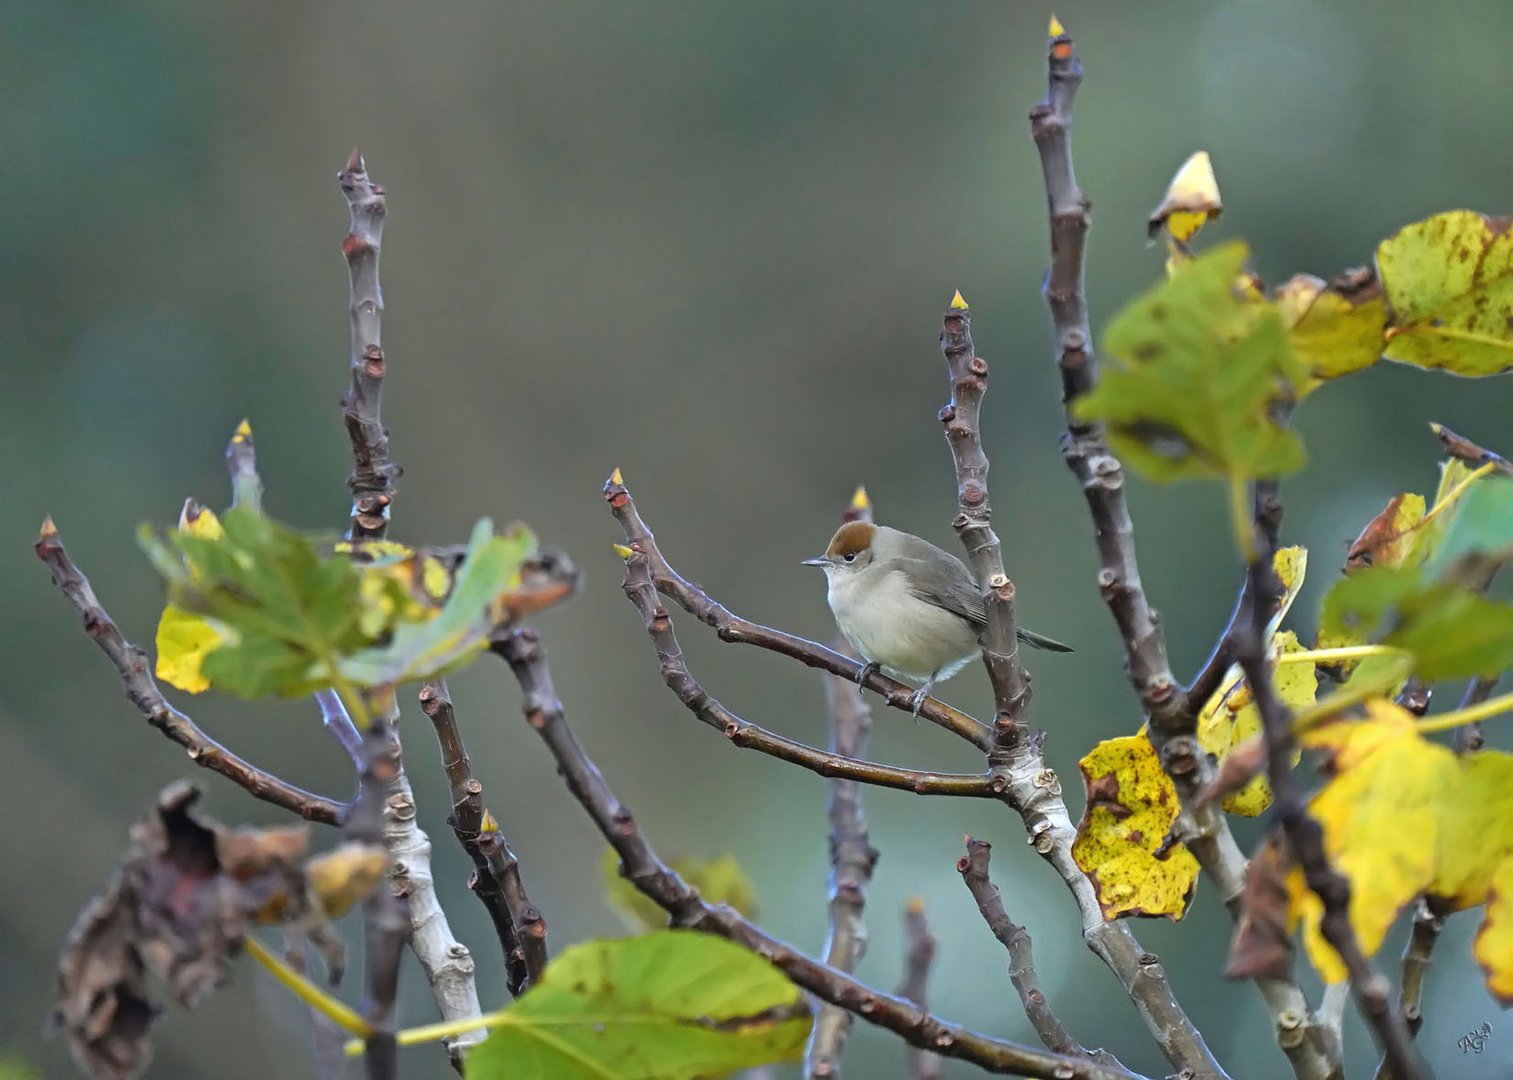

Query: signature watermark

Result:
[1458,1021,1492,1054]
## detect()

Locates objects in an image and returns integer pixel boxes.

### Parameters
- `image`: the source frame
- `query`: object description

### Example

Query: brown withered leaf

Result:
[53,783,377,1079]
[1195,734,1266,812]
[307,843,390,919]
[1226,832,1295,981]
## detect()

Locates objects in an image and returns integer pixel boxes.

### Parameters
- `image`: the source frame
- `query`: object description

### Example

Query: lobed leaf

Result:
[1079,241,1306,491]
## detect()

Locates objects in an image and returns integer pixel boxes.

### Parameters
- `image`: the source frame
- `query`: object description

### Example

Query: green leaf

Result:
[1077,241,1307,488]
[1424,476,1513,576]
[602,849,759,933]
[1376,210,1513,376]
[340,519,536,687]
[465,932,809,1080]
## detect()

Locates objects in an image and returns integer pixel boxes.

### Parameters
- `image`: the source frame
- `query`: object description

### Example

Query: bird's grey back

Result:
[871,525,987,628]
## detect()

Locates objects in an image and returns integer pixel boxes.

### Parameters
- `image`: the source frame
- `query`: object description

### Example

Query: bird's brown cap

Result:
[824,521,877,558]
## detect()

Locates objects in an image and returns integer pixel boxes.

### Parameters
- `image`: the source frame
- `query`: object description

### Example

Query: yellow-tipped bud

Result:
[480,810,500,834]
[1429,422,1445,436]
[905,895,927,915]
[610,466,624,485]
[612,543,634,560]
[950,289,969,310]
[39,515,58,540]
[1048,13,1066,37]
[849,485,871,511]
[233,418,253,443]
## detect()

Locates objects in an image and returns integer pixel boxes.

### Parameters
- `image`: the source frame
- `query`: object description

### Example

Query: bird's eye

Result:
[843,552,856,563]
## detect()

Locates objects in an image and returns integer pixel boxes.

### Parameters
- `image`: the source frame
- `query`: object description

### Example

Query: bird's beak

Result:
[801,555,828,567]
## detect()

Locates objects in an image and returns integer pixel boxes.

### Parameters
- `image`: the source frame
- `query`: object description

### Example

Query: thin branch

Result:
[616,550,997,798]
[604,478,994,751]
[1396,900,1445,1040]
[940,298,1221,1075]
[34,519,347,824]
[1029,24,1334,1078]
[345,717,408,1080]
[338,149,400,540]
[419,680,548,995]
[333,152,482,1063]
[898,900,943,1080]
[315,689,366,774]
[1431,421,1513,478]
[495,627,1147,1080]
[1237,554,1427,1079]
[805,637,881,1078]
[1453,674,1498,754]
[958,838,1122,1070]
[937,296,1032,755]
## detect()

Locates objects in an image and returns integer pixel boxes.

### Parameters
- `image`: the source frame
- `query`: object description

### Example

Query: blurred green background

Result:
[5,1,1512,1077]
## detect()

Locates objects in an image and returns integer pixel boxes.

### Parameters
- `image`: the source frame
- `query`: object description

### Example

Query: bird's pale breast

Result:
[826,567,978,681]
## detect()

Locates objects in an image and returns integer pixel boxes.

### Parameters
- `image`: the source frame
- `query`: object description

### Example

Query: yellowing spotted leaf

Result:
[1476,861,1513,1006]
[1072,731,1199,920]
[1197,630,1316,816]
[1377,210,1513,376]
[1275,270,1387,385]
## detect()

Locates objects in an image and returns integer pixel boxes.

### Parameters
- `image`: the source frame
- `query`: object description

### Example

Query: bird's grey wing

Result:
[897,556,988,628]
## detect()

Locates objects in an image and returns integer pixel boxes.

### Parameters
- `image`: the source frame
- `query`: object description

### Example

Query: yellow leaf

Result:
[1265,545,1308,638]
[154,502,229,692]
[1475,861,1513,1006]
[1290,701,1458,982]
[1275,271,1387,383]
[154,603,224,694]
[1197,630,1315,816]
[1376,210,1513,376]
[1148,151,1221,246]
[1429,750,1513,911]
[1072,731,1200,920]
[306,843,389,919]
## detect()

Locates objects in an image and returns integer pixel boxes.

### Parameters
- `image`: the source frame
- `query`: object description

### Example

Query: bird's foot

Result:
[855,660,881,687]
[907,686,930,718]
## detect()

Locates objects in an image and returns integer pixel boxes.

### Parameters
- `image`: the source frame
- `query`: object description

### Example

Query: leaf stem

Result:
[1230,475,1258,564]
[244,935,372,1038]
[1275,645,1411,667]
[1420,461,1497,526]
[1290,661,1412,735]
[343,1011,510,1056]
[1413,687,1513,735]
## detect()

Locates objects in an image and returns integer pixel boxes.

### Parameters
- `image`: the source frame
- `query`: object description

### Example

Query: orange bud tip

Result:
[612,543,634,560]
[905,895,927,915]
[950,289,969,310]
[1048,13,1066,37]
[233,418,253,443]
[850,485,870,511]
[609,467,624,486]
[39,516,57,539]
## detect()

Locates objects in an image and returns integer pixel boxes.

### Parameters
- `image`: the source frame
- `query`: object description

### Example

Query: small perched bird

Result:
[804,521,1072,712]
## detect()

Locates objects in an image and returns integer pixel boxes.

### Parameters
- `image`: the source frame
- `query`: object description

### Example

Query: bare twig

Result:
[805,633,881,1077]
[34,520,347,824]
[1396,900,1445,1040]
[1237,554,1427,1079]
[936,297,1221,1078]
[314,689,366,774]
[495,627,1146,1080]
[332,153,482,1062]
[420,680,548,995]
[338,149,399,540]
[898,900,943,1080]
[1029,23,1333,1077]
[1431,421,1513,478]
[958,838,1121,1070]
[1453,675,1497,754]
[615,550,996,797]
[605,478,993,751]
[937,297,1032,754]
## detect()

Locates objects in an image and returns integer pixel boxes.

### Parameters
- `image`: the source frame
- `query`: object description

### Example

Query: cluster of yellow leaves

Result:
[1072,547,1314,920]
[1289,700,1513,1004]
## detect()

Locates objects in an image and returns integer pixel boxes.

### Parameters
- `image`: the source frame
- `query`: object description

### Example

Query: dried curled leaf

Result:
[53,783,336,1080]
[1072,731,1200,920]
[1148,150,1221,246]
[1226,833,1295,981]
[1377,210,1513,376]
